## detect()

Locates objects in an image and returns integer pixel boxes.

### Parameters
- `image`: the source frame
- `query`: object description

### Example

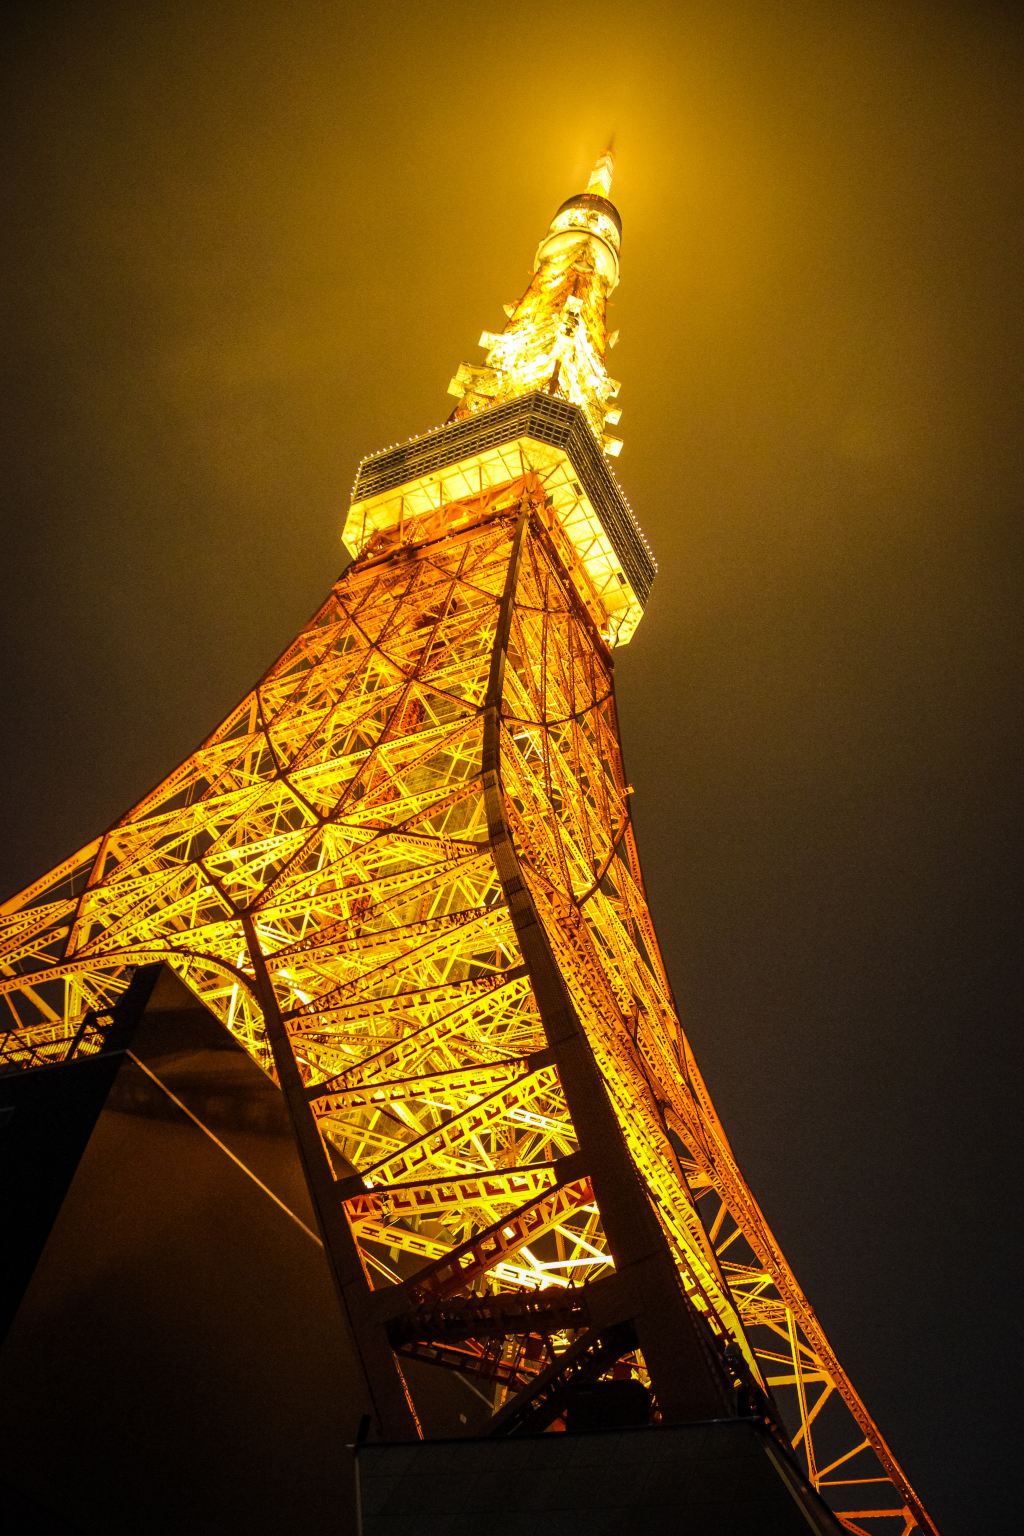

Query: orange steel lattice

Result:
[0,155,936,1534]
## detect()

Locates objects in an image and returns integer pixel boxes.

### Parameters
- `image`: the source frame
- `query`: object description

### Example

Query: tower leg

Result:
[245,920,420,1441]
[481,510,732,1422]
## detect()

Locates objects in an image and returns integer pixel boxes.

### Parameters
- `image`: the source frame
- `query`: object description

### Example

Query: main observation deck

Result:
[343,394,656,647]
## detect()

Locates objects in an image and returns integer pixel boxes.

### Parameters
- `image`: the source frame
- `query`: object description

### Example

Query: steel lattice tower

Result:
[0,153,936,1535]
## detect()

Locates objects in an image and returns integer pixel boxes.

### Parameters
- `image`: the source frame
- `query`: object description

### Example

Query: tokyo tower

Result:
[0,151,936,1535]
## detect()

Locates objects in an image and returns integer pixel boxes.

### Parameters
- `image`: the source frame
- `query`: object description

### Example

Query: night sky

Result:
[2,4,1021,1531]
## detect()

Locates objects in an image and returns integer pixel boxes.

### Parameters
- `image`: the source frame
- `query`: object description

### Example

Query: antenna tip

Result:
[587,144,616,198]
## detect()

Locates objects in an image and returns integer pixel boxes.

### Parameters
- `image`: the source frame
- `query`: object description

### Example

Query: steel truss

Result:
[1,470,935,1533]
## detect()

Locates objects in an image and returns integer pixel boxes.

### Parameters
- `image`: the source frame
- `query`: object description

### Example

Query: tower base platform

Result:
[356,1417,845,1536]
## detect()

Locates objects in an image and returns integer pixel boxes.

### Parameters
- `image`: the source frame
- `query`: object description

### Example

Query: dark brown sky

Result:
[2,3,1021,1530]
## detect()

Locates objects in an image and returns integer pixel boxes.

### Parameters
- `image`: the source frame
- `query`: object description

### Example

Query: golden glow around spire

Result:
[448,155,624,457]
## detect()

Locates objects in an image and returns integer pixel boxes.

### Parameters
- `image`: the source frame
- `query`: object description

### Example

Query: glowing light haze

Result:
[2,4,1020,1531]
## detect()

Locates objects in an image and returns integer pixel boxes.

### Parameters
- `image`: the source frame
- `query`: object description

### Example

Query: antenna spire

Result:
[587,143,615,199]
[447,150,624,456]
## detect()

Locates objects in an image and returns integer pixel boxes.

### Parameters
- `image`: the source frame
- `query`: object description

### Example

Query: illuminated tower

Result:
[0,154,936,1534]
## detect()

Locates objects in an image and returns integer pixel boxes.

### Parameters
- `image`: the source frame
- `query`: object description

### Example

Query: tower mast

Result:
[0,156,937,1534]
